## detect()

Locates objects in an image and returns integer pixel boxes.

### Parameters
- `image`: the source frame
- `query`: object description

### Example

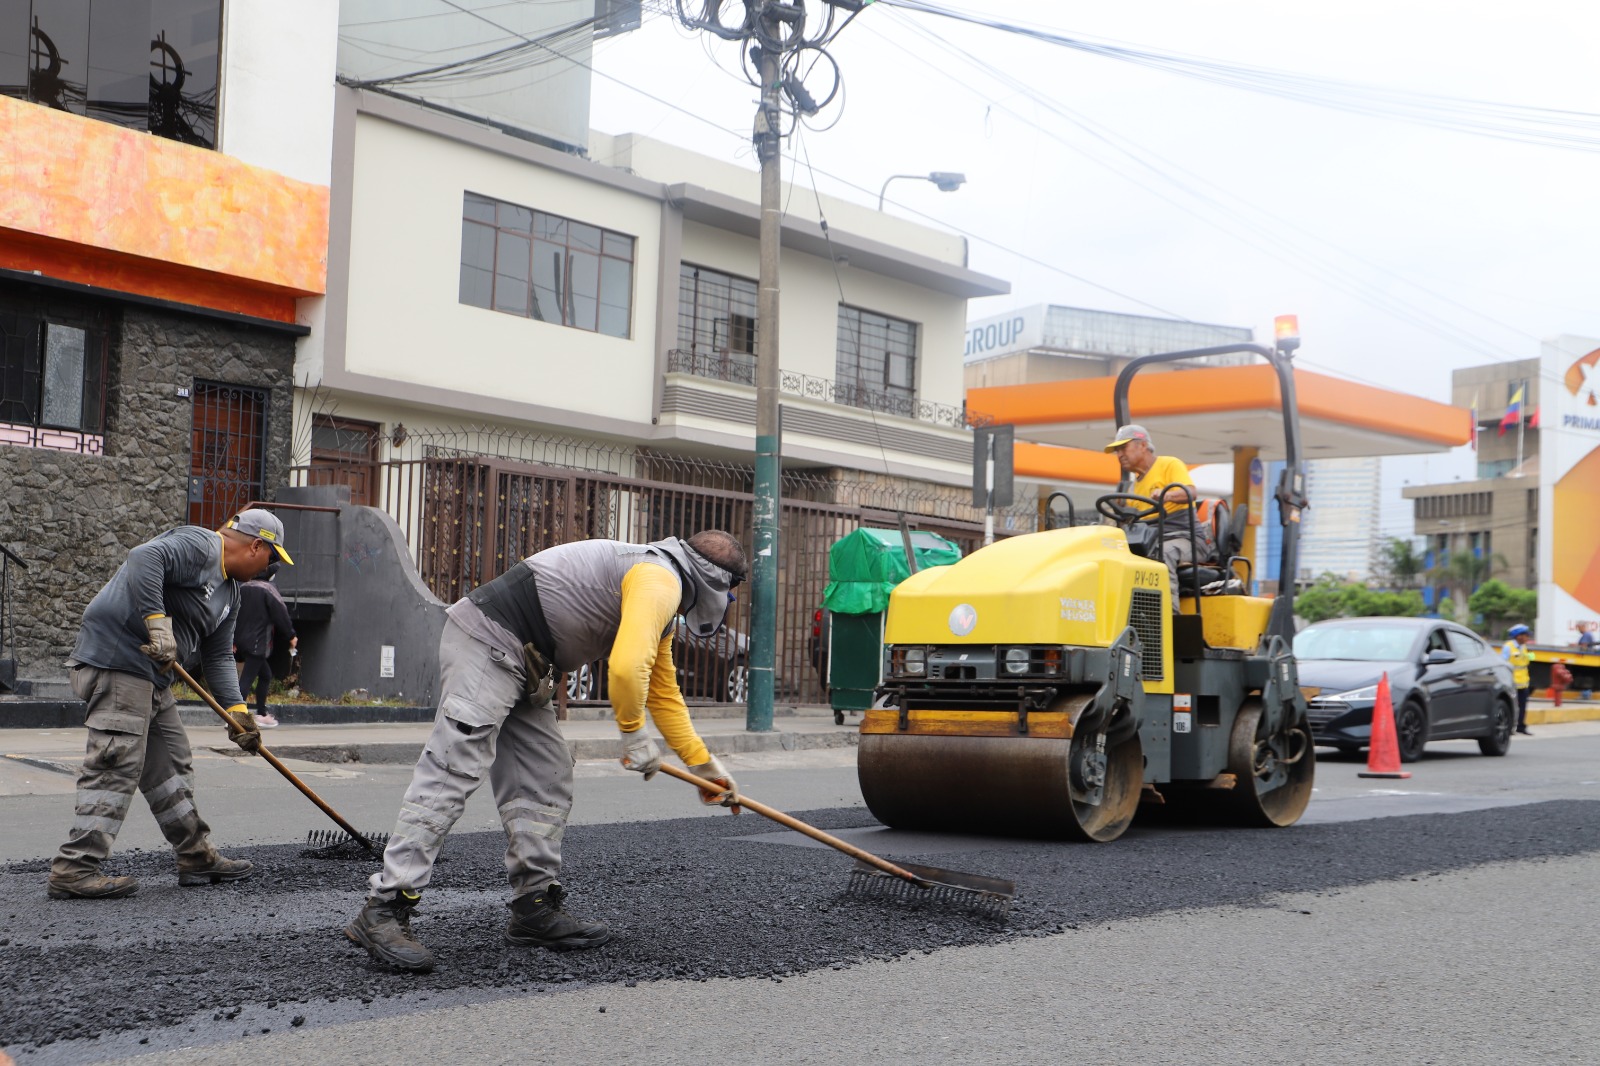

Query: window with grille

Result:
[459,192,635,337]
[835,305,918,414]
[0,307,108,452]
[676,263,758,381]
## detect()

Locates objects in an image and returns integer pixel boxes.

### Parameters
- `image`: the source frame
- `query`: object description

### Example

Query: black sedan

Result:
[1295,617,1517,762]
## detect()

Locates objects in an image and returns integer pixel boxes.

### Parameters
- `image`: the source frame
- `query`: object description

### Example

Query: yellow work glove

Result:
[688,755,741,815]
[226,705,262,753]
[139,615,178,667]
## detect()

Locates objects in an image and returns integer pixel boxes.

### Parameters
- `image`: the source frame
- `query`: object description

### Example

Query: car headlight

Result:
[1329,684,1378,702]
[1003,647,1030,675]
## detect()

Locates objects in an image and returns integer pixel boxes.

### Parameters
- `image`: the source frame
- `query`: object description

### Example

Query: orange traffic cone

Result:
[1358,671,1411,779]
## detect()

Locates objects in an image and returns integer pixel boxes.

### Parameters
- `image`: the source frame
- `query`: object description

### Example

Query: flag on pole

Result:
[1470,390,1480,451]
[1499,386,1524,436]
[1529,406,1540,428]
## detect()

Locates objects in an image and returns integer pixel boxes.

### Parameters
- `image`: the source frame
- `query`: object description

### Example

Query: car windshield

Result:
[1293,624,1417,662]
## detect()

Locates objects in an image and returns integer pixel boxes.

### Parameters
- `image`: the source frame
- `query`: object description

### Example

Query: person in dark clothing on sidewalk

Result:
[235,563,296,729]
[47,509,292,900]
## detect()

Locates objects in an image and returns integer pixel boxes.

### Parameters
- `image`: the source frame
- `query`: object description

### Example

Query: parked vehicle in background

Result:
[1295,617,1517,762]
[565,619,749,705]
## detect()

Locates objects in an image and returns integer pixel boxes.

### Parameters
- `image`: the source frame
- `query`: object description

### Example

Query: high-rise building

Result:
[1297,457,1383,583]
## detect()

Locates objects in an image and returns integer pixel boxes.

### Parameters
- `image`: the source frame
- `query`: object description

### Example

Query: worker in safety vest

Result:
[1503,624,1533,735]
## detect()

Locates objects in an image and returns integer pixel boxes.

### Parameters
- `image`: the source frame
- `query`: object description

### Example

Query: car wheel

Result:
[566,663,595,702]
[1477,697,1515,756]
[1395,700,1428,763]
[725,662,749,704]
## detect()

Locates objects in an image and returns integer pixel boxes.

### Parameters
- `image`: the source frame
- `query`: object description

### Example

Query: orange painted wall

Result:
[0,97,328,318]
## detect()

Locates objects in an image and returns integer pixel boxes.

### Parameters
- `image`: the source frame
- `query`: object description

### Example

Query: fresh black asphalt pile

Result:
[3,800,1598,1061]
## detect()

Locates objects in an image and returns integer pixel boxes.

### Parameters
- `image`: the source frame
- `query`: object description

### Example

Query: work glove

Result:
[226,705,262,754]
[619,728,662,780]
[521,643,555,706]
[139,615,178,667]
[687,755,741,815]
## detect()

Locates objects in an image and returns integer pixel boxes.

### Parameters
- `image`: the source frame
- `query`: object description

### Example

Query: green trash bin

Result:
[822,528,961,722]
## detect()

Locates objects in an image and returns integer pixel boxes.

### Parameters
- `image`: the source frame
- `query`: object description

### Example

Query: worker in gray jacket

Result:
[346,530,747,973]
[46,509,293,900]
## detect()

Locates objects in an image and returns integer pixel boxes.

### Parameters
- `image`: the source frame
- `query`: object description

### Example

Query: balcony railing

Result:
[666,349,965,428]
[666,348,755,386]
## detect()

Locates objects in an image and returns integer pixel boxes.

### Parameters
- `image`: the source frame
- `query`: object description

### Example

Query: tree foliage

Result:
[1467,579,1538,634]
[1430,549,1508,598]
[1374,536,1427,590]
[1295,573,1427,623]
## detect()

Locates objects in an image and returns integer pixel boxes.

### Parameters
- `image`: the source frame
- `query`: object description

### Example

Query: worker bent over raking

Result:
[47,510,293,899]
[347,532,748,973]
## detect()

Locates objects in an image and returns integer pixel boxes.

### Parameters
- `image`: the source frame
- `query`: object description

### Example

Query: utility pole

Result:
[672,1,855,733]
[748,21,784,733]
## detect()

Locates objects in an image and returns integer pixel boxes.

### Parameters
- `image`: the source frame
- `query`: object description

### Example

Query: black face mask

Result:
[263,561,281,582]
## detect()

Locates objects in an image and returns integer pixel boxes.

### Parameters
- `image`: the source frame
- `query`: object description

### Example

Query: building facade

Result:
[1403,358,1542,612]
[1297,457,1383,583]
[0,1,335,689]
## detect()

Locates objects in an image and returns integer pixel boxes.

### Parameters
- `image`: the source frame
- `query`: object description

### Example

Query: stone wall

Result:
[0,285,297,684]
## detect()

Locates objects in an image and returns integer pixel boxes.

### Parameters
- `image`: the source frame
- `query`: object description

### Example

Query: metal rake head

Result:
[846,860,1015,921]
[301,828,388,860]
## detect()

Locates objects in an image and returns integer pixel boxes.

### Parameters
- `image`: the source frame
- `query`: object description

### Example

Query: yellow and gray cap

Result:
[1104,424,1152,452]
[228,508,294,565]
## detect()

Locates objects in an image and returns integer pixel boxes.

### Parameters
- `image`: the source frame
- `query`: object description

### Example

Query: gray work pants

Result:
[369,617,572,903]
[1161,534,1196,612]
[52,665,216,879]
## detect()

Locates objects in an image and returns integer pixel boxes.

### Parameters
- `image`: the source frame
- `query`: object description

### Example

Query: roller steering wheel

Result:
[1095,492,1162,527]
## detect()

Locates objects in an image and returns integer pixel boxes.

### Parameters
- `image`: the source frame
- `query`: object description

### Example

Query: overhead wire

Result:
[878,0,1600,153]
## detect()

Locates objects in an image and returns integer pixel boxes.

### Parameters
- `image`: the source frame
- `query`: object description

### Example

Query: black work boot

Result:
[47,871,139,900]
[345,891,435,973]
[178,855,254,886]
[505,882,612,951]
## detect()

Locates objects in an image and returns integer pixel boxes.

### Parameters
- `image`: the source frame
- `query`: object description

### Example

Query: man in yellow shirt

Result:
[1105,424,1209,610]
[346,531,747,973]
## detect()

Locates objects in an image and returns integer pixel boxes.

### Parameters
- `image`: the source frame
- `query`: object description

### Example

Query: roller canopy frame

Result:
[1112,343,1306,643]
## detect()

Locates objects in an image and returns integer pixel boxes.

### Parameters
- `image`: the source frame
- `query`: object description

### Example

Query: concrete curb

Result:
[210,728,858,766]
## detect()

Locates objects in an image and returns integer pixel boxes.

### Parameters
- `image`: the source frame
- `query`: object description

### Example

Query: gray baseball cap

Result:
[1104,424,1153,452]
[228,508,294,564]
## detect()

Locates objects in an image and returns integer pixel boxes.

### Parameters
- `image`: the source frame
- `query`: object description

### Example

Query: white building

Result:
[1298,457,1383,583]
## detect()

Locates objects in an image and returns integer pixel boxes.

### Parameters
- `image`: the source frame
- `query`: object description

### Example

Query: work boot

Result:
[177,855,254,886]
[505,882,612,951]
[46,871,139,900]
[345,891,435,973]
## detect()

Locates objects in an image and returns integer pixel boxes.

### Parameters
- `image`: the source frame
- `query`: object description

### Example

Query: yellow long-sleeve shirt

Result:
[608,563,710,765]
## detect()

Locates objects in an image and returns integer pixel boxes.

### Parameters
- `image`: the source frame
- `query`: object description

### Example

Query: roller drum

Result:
[859,724,1143,842]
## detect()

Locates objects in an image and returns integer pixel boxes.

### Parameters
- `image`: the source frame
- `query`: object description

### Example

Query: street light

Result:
[878,171,966,210]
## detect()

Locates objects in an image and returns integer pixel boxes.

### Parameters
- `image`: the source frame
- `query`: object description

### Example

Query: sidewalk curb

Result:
[210,728,859,766]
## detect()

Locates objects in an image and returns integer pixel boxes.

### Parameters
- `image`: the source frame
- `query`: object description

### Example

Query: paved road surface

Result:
[3,723,1597,1063]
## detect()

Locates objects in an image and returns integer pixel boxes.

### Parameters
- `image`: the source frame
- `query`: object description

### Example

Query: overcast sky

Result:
[588,0,1599,539]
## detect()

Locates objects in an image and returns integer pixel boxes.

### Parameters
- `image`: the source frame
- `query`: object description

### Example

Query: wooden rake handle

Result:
[656,762,923,886]
[170,662,380,857]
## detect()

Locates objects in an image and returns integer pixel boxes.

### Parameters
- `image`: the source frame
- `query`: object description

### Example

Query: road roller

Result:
[859,338,1316,842]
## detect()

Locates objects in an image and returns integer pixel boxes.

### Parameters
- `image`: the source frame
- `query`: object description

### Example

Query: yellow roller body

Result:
[884,526,1173,694]
[1177,593,1273,651]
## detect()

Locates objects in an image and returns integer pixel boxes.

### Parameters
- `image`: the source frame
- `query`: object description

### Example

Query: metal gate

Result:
[188,381,266,529]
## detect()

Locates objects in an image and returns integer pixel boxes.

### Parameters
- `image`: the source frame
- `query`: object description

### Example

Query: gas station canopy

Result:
[969,363,1472,485]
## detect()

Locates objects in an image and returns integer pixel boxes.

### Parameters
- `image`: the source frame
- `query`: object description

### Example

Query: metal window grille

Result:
[0,304,109,454]
[459,192,635,337]
[187,381,267,529]
[835,305,918,413]
[677,263,758,383]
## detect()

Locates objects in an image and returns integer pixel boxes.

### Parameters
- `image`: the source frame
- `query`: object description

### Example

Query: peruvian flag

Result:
[1529,406,1541,428]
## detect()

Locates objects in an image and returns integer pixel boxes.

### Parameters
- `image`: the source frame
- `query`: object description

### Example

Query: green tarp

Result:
[822,528,961,615]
